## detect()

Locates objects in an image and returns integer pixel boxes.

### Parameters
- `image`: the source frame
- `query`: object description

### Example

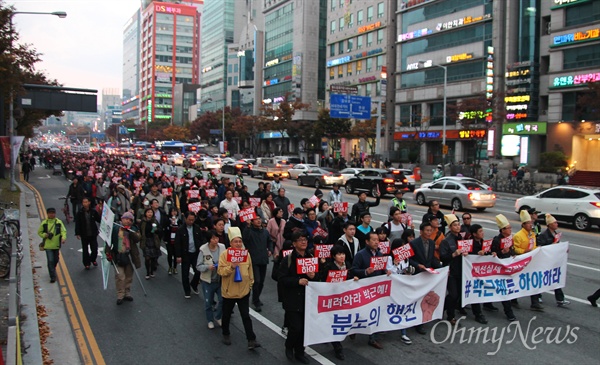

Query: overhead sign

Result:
[551,72,600,88]
[330,94,372,120]
[329,85,358,95]
[502,122,547,135]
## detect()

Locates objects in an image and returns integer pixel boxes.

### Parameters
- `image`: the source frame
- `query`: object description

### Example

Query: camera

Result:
[47,232,54,239]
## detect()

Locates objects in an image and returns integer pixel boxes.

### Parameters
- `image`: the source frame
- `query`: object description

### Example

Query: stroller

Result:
[52,164,62,176]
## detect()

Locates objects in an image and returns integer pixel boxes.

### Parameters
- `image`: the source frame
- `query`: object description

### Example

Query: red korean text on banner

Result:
[239,208,257,223]
[211,168,220,176]
[112,177,120,184]
[155,171,162,177]
[249,197,261,207]
[333,202,348,213]
[233,197,242,205]
[187,202,202,213]
[297,257,319,274]
[185,179,193,186]
[287,204,295,217]
[162,188,172,197]
[326,270,348,283]
[133,180,142,188]
[282,249,292,257]
[313,227,329,239]
[140,168,146,173]
[198,179,207,187]
[87,170,93,177]
[482,239,493,253]
[314,244,333,259]
[206,189,216,198]
[378,241,390,255]
[501,235,513,250]
[458,239,473,254]
[370,256,387,271]
[95,173,103,179]
[174,178,183,186]
[308,195,320,208]
[227,248,249,263]
[187,189,200,199]
[424,267,440,274]
[392,244,414,262]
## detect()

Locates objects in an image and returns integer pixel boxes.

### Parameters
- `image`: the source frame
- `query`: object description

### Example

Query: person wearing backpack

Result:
[38,207,68,283]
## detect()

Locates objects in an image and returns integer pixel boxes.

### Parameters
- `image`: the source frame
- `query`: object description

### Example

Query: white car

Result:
[339,167,363,185]
[288,164,319,179]
[168,153,185,166]
[515,186,600,231]
[196,157,221,170]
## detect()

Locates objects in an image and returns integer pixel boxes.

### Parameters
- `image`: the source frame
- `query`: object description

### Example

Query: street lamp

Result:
[419,60,447,165]
[8,10,67,191]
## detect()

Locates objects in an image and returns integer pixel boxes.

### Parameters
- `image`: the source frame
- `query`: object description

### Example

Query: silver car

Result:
[413,179,496,211]
[339,167,363,185]
[288,164,319,179]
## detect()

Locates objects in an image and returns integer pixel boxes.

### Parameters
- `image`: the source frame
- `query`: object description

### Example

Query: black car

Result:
[221,160,253,175]
[345,168,409,197]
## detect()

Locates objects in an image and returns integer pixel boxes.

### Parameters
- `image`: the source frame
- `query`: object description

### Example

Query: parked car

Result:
[413,179,496,211]
[288,164,319,179]
[296,168,344,188]
[339,167,363,185]
[345,168,409,197]
[221,160,253,175]
[515,186,600,231]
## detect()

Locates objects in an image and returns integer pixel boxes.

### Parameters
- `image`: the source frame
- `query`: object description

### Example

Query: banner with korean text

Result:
[461,242,568,305]
[304,267,449,346]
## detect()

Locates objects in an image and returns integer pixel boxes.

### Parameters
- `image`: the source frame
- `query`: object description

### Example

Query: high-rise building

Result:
[101,89,122,131]
[139,1,202,127]
[122,9,142,124]
[199,0,243,113]
[260,0,327,153]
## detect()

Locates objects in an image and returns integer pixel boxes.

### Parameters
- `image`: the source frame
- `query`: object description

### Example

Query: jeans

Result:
[202,281,223,322]
[81,236,98,266]
[45,249,60,281]
[181,251,200,295]
[222,293,256,341]
[252,264,267,306]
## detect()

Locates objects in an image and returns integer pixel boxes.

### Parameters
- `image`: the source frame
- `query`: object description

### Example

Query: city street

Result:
[27,167,600,365]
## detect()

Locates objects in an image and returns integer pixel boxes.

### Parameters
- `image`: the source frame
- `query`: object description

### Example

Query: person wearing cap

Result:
[513,210,544,311]
[423,200,445,232]
[388,189,407,212]
[350,191,380,223]
[327,183,343,204]
[106,212,141,304]
[218,227,260,349]
[283,207,306,241]
[527,208,542,237]
[277,231,319,363]
[174,211,206,298]
[537,214,571,307]
[439,214,488,325]
[490,214,517,321]
[243,215,274,312]
[38,207,68,283]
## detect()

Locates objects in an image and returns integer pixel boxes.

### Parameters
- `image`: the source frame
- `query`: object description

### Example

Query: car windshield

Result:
[464,183,488,190]
[595,193,600,199]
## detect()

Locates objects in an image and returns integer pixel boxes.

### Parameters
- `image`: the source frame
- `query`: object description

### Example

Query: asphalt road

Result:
[28,165,600,365]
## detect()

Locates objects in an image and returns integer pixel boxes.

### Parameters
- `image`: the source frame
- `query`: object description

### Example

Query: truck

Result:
[251,157,290,179]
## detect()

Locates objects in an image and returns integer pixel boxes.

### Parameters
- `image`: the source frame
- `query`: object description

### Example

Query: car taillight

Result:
[468,193,474,200]
[590,202,600,208]
[235,164,243,168]
[488,187,493,191]
[491,194,496,199]
[248,164,253,169]
[403,179,408,183]
[383,178,394,184]
[276,164,281,167]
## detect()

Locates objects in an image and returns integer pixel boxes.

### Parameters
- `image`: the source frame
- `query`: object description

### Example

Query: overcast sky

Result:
[11,0,141,104]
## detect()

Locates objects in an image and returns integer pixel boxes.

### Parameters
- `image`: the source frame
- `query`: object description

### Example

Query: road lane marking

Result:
[29,183,105,365]
[568,262,600,272]
[544,292,595,305]
[569,243,600,251]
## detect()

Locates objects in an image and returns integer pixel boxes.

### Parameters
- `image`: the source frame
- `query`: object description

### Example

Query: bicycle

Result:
[0,233,22,278]
[59,196,72,224]
[0,201,20,239]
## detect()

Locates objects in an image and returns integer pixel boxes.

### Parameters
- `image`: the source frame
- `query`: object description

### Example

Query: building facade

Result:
[122,9,142,124]
[139,1,202,127]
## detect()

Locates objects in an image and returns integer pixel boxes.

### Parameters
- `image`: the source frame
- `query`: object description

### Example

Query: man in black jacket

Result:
[422,200,445,232]
[537,214,570,307]
[350,191,380,223]
[274,188,291,220]
[175,211,206,298]
[67,178,85,217]
[277,231,319,364]
[243,217,274,312]
[74,197,101,269]
[283,207,305,241]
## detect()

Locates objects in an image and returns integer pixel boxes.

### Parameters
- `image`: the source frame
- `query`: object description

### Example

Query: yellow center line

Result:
[28,182,105,365]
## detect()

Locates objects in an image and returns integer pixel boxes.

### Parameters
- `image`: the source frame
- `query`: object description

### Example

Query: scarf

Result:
[118,228,131,253]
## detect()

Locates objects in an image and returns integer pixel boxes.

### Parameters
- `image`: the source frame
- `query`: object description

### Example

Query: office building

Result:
[122,9,142,124]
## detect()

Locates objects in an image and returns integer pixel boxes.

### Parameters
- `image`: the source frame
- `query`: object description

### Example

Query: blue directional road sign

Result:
[210,129,222,135]
[119,126,127,135]
[330,94,372,120]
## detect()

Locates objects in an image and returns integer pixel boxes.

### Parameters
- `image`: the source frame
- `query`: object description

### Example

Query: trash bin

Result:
[414,167,421,181]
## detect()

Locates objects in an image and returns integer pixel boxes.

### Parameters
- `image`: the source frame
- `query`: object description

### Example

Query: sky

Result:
[10,0,142,104]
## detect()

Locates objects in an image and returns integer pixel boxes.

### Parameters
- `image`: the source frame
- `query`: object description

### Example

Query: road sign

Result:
[127,128,136,132]
[119,126,127,135]
[329,85,358,95]
[210,129,222,135]
[91,133,105,139]
[443,145,449,155]
[330,94,372,120]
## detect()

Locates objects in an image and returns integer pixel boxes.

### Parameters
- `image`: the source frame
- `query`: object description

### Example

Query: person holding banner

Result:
[106,212,141,305]
[537,214,571,307]
[490,214,518,321]
[277,231,319,364]
[327,183,343,204]
[513,210,544,311]
[243,216,274,312]
[303,208,321,250]
[218,227,260,349]
[351,231,391,349]
[469,224,500,313]
[175,212,206,298]
[74,197,101,270]
[386,238,415,345]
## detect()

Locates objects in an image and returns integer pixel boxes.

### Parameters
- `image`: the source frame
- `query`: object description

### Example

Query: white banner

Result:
[304,267,449,346]
[11,136,24,167]
[461,242,568,305]
[98,203,115,243]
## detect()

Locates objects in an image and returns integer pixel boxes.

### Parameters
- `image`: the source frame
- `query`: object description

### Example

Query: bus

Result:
[157,141,195,155]
[133,141,156,151]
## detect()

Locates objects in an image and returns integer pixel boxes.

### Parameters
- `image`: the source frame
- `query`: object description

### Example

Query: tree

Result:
[0,3,61,138]
[189,111,220,144]
[576,81,600,122]
[230,114,264,156]
[349,117,383,156]
[163,125,190,141]
[314,108,352,153]
[259,92,310,154]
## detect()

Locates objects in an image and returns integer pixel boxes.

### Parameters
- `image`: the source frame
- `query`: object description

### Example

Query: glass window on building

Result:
[367,32,373,47]
[228,64,233,73]
[377,29,384,44]
[348,13,354,28]
[357,35,363,49]
[339,40,344,54]
[338,65,343,78]
[376,81,381,96]
[339,16,345,31]
[377,2,384,18]
[563,44,600,70]
[348,38,354,51]
[357,9,363,25]
[357,60,362,75]
[234,64,238,72]
[565,1,600,27]
[339,0,344,8]
[228,77,232,86]
[429,102,444,126]
[330,20,336,34]
[330,43,336,57]
[330,67,335,80]
[330,0,335,11]
[376,55,384,70]
[366,58,373,72]
[365,83,372,97]
[234,76,238,85]
[347,62,353,76]
[367,6,373,21]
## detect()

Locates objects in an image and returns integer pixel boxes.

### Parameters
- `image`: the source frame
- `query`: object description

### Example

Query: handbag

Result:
[39,242,45,251]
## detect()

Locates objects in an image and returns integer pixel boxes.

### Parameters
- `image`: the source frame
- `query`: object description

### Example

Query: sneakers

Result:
[145,275,150,280]
[92,261,98,266]
[168,268,173,275]
[483,304,499,312]
[538,297,543,303]
[254,304,262,312]
[150,273,155,278]
[557,300,571,307]
[415,325,427,335]
[50,278,56,283]
[124,296,134,302]
[215,318,222,327]
[116,298,124,305]
[530,303,544,311]
[247,340,261,350]
[191,286,199,295]
[401,335,412,345]
[475,315,488,324]
[184,294,191,299]
[85,265,90,270]
[506,313,517,322]
[588,295,598,307]
[173,268,178,274]
[208,321,215,329]
[222,335,231,346]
